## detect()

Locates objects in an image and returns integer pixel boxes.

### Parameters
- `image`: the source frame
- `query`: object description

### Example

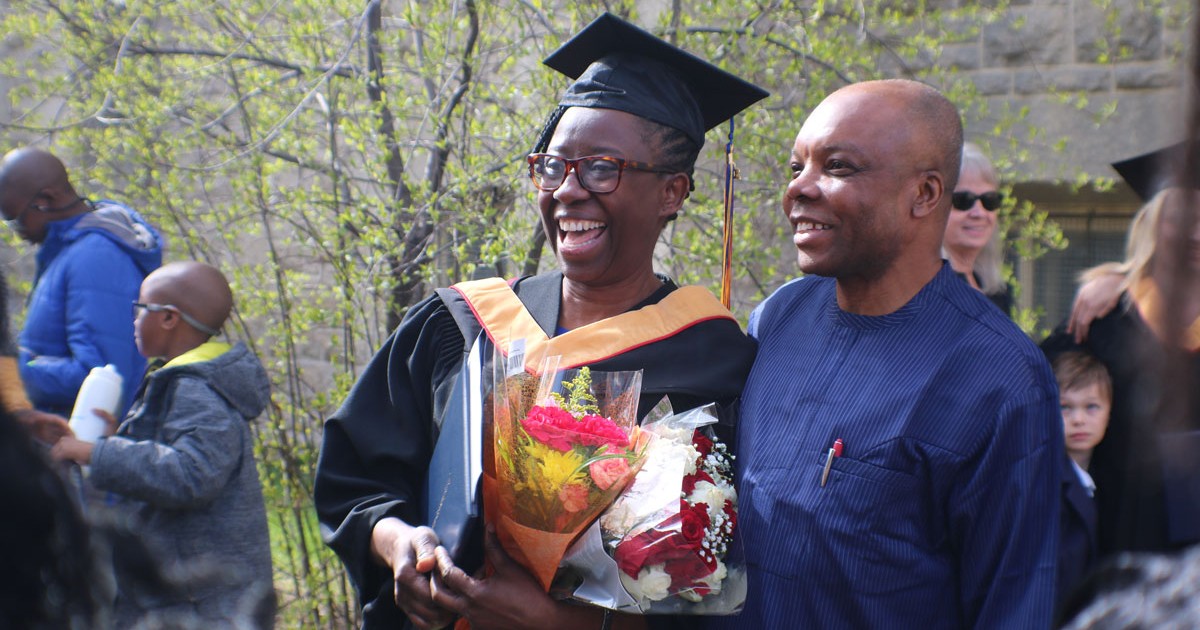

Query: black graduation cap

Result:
[1111,141,1200,201]
[541,13,768,150]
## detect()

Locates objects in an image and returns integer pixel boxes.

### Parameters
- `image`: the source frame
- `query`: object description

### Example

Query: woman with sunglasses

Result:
[943,142,1013,315]
[314,14,765,630]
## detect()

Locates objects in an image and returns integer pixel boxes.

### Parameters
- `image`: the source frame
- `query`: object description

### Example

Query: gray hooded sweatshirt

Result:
[90,341,274,628]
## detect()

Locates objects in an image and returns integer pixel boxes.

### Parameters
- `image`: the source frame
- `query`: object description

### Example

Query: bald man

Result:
[0,148,162,418]
[705,81,1062,628]
[52,261,274,628]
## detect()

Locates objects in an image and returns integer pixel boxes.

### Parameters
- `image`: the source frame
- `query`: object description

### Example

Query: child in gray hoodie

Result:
[53,261,274,628]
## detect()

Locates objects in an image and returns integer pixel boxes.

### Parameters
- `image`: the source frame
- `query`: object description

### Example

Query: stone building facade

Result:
[948,0,1187,326]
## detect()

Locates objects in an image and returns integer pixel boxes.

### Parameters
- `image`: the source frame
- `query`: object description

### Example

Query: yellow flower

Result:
[527,440,587,496]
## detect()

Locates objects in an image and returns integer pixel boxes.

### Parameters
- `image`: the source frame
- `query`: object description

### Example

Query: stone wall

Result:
[950,0,1187,187]
[926,0,1189,325]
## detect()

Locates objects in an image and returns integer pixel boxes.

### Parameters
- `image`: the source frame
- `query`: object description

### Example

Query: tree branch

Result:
[366,0,411,206]
[123,44,359,79]
[681,25,854,85]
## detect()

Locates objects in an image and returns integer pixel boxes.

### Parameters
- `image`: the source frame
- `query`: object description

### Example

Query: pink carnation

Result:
[521,405,630,452]
[589,457,632,490]
[559,482,589,513]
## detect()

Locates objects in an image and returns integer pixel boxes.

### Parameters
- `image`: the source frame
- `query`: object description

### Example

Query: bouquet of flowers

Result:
[558,402,746,614]
[490,350,646,590]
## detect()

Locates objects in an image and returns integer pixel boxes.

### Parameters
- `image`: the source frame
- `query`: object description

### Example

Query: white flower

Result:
[676,561,727,603]
[652,424,694,444]
[600,500,636,535]
[620,564,672,602]
[688,480,731,519]
[682,444,701,476]
[703,561,728,592]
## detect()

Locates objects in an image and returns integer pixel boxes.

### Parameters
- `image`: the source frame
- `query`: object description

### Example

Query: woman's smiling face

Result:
[944,167,999,257]
[537,107,679,289]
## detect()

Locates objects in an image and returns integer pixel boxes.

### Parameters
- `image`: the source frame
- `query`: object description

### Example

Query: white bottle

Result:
[68,364,124,443]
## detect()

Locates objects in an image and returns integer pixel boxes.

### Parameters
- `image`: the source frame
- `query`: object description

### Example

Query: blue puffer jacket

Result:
[18,200,163,416]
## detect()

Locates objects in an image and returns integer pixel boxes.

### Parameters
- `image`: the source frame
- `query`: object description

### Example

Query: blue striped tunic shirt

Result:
[705,265,1061,629]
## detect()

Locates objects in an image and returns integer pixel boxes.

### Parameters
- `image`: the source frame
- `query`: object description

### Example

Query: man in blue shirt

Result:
[707,80,1061,628]
[0,148,162,418]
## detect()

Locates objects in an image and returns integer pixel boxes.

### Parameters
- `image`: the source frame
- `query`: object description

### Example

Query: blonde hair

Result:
[1079,187,1181,292]
[958,142,1006,295]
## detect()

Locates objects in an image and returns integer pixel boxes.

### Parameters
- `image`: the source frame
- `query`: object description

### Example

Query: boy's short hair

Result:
[1052,351,1113,402]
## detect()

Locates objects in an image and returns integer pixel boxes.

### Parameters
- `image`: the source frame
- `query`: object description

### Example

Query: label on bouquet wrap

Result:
[506,338,526,377]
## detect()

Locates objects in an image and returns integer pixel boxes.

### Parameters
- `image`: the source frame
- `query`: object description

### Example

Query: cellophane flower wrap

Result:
[558,402,746,614]
[491,351,646,591]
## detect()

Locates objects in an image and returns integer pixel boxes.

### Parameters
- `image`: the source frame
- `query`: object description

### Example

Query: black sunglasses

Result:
[951,191,1004,212]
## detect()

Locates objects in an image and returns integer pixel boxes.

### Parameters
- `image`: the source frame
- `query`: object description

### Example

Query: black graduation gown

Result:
[1041,296,1200,559]
[313,272,755,628]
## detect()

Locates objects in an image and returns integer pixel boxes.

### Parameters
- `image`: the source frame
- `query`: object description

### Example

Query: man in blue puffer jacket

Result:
[0,148,163,417]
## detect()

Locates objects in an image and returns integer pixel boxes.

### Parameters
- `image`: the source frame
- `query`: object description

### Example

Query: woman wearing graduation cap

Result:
[314,13,766,630]
[1066,143,1196,342]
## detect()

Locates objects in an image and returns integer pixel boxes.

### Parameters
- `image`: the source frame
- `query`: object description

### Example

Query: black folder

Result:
[425,334,487,566]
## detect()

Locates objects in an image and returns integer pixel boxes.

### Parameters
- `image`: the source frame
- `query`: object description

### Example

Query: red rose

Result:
[723,499,737,531]
[615,532,655,577]
[616,513,694,577]
[692,430,714,457]
[682,470,714,496]
[663,551,715,588]
[679,502,710,547]
[615,523,673,577]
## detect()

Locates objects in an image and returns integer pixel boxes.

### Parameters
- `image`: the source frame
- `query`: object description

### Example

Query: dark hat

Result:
[1111,141,1200,201]
[542,13,768,149]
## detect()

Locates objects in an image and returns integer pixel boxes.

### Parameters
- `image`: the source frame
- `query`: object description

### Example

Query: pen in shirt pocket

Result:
[820,438,844,488]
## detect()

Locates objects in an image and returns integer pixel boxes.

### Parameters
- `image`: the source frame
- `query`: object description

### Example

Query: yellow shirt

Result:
[162,341,232,369]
